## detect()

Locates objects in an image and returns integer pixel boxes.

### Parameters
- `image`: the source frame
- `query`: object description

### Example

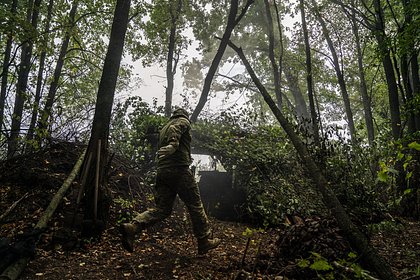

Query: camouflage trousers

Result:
[133,167,211,240]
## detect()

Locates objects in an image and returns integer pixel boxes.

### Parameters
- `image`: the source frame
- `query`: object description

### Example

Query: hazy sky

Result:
[120,7,298,116]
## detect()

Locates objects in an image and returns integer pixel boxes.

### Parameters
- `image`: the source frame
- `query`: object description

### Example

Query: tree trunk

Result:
[350,4,375,145]
[411,54,420,131]
[283,63,310,122]
[26,0,54,145]
[263,0,282,108]
[7,0,42,159]
[190,0,254,122]
[228,40,397,280]
[401,0,420,131]
[0,0,18,135]
[81,0,130,236]
[36,1,78,143]
[311,0,356,144]
[164,0,182,117]
[373,0,401,140]
[299,0,320,147]
[401,54,416,133]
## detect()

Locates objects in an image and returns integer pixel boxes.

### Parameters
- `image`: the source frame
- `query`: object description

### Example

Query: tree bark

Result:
[350,4,375,145]
[263,0,282,108]
[411,54,420,131]
[164,0,182,117]
[26,0,54,145]
[7,0,42,158]
[0,0,18,135]
[373,0,401,140]
[81,0,131,235]
[283,63,310,122]
[311,0,356,144]
[227,40,397,280]
[401,0,420,132]
[36,1,78,143]
[190,0,254,122]
[299,0,320,147]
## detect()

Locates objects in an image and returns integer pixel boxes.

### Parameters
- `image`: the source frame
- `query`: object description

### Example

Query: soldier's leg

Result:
[176,168,211,240]
[177,168,220,254]
[133,170,176,227]
[121,170,176,252]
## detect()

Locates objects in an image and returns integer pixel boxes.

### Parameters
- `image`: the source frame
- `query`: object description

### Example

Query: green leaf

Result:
[351,263,363,278]
[242,227,253,237]
[298,259,310,268]
[377,170,388,182]
[406,172,413,181]
[404,188,412,195]
[348,252,357,259]
[310,259,333,271]
[408,141,420,151]
[397,151,404,160]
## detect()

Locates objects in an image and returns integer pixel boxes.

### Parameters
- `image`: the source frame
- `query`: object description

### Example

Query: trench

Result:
[197,170,247,222]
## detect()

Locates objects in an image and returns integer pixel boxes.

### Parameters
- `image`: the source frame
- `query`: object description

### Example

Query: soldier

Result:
[120,108,220,255]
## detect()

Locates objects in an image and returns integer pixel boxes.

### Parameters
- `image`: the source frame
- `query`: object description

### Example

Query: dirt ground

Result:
[1,143,419,279]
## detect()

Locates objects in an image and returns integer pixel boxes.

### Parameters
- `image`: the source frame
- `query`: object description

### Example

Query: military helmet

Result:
[171,108,189,120]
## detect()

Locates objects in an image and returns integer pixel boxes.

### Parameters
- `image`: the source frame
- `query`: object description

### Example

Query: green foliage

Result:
[114,197,137,224]
[110,96,166,167]
[298,251,371,279]
[367,219,404,234]
[315,127,385,220]
[241,227,263,238]
[193,109,324,226]
[376,139,419,209]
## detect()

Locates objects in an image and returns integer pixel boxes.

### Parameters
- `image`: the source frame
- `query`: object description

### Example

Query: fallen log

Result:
[0,148,86,280]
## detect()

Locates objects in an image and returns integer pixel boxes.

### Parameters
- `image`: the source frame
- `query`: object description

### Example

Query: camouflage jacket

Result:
[157,116,192,169]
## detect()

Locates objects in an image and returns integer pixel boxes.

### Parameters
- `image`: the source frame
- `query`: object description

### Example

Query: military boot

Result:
[119,222,141,252]
[197,237,221,255]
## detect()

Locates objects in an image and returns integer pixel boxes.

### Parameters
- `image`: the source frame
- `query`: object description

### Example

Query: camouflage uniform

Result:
[133,110,211,240]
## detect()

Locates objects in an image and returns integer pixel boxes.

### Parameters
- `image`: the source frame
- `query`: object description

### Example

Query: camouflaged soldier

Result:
[120,108,220,255]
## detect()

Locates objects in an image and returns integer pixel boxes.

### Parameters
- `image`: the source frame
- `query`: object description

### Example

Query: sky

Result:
[122,50,249,116]
[120,5,299,117]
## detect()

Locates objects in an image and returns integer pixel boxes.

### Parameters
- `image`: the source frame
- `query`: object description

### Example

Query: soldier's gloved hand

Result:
[157,144,176,159]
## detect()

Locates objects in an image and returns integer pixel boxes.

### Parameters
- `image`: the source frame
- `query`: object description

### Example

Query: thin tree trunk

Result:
[273,0,284,108]
[300,0,320,147]
[263,0,282,108]
[27,0,54,144]
[350,4,375,145]
[283,64,310,122]
[401,54,416,133]
[81,0,131,234]
[411,54,420,131]
[311,0,356,144]
[190,0,254,122]
[373,0,401,139]
[227,40,397,280]
[164,0,182,117]
[0,0,18,135]
[7,0,42,159]
[37,1,78,143]
[401,0,420,131]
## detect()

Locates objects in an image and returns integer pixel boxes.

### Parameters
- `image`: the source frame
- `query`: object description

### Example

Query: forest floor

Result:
[0,142,419,280]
